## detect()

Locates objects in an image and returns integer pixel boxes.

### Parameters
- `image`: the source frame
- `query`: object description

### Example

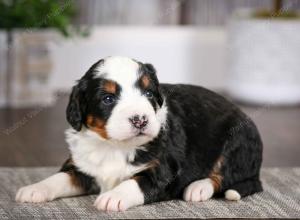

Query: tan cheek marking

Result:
[86,115,108,139]
[141,75,150,88]
[103,80,117,94]
[209,156,224,192]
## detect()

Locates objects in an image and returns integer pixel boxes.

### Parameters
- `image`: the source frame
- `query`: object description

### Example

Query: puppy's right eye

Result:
[144,90,154,99]
[102,95,115,105]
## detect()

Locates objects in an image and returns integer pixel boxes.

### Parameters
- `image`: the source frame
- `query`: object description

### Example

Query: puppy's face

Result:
[66,57,166,145]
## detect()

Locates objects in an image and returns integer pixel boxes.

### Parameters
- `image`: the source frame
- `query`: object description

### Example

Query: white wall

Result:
[50,26,227,91]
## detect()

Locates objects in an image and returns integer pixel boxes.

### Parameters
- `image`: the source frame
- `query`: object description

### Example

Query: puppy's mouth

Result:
[117,131,153,144]
[137,131,146,137]
[134,126,152,137]
[129,128,153,139]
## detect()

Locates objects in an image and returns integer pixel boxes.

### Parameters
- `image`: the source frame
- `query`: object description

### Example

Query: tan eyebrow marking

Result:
[86,115,108,139]
[141,75,150,88]
[103,80,117,94]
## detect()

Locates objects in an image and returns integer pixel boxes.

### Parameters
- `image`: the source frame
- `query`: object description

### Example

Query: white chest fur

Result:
[65,129,147,193]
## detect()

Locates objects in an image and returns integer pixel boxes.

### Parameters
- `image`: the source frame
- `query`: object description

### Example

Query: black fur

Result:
[132,84,263,203]
[66,59,104,131]
[60,158,99,194]
[63,58,263,204]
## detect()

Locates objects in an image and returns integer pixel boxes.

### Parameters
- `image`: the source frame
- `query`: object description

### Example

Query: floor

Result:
[3,167,300,218]
[0,93,300,167]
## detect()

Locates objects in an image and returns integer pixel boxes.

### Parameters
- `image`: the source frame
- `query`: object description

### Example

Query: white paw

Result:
[94,190,127,212]
[225,189,241,201]
[183,178,214,202]
[16,183,54,203]
[94,179,144,212]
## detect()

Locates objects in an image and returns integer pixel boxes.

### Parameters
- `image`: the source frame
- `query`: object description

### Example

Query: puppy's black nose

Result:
[130,115,148,129]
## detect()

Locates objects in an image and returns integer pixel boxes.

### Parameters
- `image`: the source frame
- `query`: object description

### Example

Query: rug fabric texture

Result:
[0,167,299,219]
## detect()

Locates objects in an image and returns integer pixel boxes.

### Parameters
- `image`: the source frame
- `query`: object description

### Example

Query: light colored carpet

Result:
[1,167,300,219]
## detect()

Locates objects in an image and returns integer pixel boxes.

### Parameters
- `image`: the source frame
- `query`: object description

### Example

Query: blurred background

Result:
[0,0,299,167]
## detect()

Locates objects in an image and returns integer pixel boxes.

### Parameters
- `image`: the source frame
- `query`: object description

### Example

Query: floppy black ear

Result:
[66,59,102,131]
[143,63,164,107]
[66,82,86,131]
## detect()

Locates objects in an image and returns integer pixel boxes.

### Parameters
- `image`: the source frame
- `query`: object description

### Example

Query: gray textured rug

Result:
[0,167,300,219]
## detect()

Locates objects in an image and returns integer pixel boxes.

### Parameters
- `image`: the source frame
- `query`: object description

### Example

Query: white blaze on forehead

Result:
[92,56,166,142]
[96,56,140,88]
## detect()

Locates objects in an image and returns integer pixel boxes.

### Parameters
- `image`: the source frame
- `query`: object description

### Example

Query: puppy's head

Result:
[66,56,166,145]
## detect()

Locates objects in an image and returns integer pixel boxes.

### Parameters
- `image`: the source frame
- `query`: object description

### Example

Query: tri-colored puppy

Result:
[16,56,263,211]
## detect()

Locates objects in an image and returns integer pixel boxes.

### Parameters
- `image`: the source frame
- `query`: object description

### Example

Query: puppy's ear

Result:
[143,63,164,107]
[66,80,87,131]
[143,63,156,75]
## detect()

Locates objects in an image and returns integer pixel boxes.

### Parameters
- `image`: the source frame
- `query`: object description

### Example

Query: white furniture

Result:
[227,9,300,105]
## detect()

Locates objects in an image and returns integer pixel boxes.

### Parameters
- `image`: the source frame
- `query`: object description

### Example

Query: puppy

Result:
[16,56,263,211]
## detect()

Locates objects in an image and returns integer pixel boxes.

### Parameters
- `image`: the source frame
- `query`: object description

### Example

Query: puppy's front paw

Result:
[183,178,214,202]
[94,179,144,212]
[16,183,54,203]
[94,191,128,212]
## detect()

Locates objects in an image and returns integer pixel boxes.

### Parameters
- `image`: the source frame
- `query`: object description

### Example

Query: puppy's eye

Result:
[102,95,115,105]
[144,90,153,99]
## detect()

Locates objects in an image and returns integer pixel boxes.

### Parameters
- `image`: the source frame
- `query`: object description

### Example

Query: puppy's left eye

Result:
[144,90,153,99]
[102,95,115,105]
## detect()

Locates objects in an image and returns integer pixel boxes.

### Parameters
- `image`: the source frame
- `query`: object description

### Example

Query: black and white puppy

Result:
[16,56,263,211]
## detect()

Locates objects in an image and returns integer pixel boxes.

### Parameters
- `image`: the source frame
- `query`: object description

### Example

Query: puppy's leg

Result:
[16,172,83,203]
[94,179,144,212]
[16,158,97,203]
[93,165,183,211]
[183,178,214,202]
